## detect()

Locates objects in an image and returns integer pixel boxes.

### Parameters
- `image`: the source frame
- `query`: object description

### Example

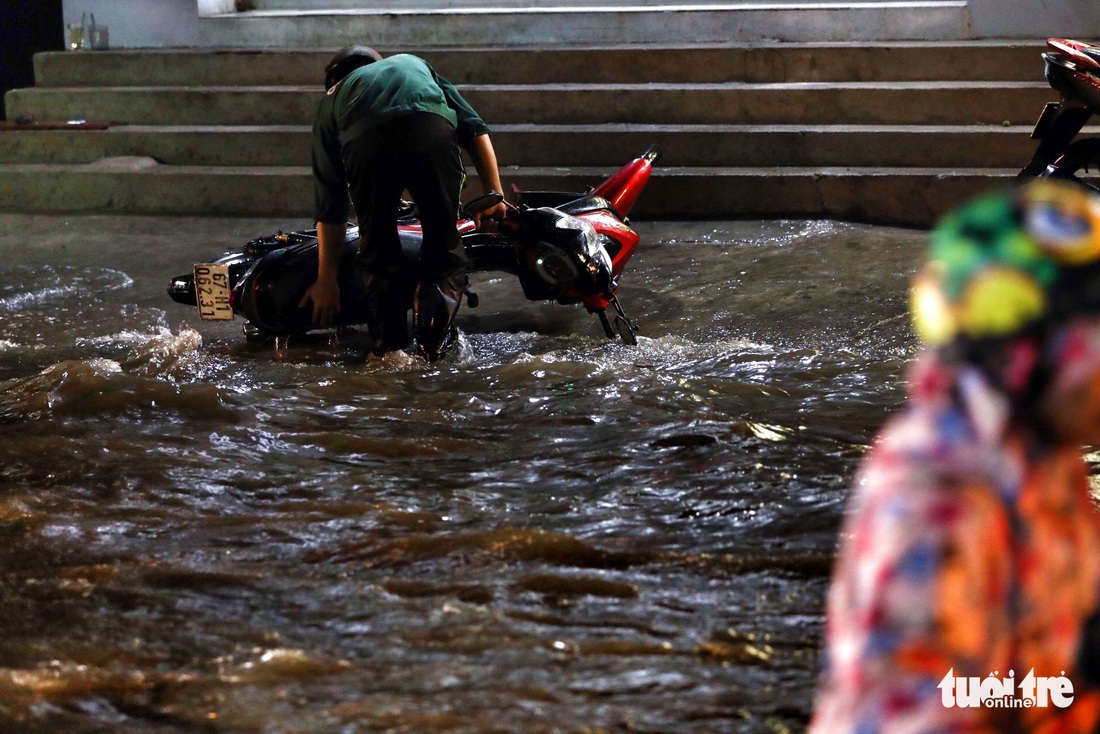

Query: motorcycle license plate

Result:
[193,263,233,321]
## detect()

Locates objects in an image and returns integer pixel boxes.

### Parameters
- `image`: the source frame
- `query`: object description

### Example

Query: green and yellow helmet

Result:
[911,180,1100,347]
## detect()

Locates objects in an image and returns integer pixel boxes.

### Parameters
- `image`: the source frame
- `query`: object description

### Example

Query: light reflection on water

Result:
[0,217,923,732]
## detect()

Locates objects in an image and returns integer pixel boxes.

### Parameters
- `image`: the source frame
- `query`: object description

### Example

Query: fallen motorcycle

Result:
[1020,38,1100,186]
[167,145,661,355]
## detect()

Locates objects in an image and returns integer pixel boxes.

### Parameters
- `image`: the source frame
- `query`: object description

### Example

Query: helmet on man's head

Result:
[324,45,383,89]
[911,180,1100,348]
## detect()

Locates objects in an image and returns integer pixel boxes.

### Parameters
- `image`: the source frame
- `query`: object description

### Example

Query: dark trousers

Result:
[343,111,467,284]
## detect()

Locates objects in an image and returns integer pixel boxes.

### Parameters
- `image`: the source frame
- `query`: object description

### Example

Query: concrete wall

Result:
[55,1,1100,48]
[1,0,63,118]
[61,0,201,48]
[198,0,235,14]
[969,0,1100,39]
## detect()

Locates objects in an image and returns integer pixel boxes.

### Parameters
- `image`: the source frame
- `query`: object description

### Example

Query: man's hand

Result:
[298,276,341,325]
[473,201,507,230]
[298,220,348,325]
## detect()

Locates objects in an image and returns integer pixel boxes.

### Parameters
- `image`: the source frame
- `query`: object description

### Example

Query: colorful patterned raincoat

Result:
[811,344,1100,733]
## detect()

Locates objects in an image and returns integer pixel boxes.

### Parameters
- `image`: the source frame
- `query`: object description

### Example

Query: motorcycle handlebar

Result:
[461,191,506,220]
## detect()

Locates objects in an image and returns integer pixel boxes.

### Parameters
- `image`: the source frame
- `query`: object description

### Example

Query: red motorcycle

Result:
[168,146,660,355]
[1020,38,1100,185]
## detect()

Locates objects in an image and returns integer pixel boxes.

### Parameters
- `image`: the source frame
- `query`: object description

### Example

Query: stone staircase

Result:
[0,41,1058,226]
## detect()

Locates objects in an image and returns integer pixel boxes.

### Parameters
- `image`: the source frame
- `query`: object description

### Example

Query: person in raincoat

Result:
[811,180,1100,733]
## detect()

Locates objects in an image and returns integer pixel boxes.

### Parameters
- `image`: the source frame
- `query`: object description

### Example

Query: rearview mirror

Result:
[461,191,504,219]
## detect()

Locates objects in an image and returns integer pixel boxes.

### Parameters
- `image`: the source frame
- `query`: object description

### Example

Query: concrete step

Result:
[0,161,1019,227]
[251,0,839,7]
[0,124,1045,169]
[4,82,1057,128]
[0,41,1057,225]
[196,3,971,47]
[30,42,1048,88]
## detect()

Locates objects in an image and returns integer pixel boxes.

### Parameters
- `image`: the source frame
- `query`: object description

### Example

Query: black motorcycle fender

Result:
[1031,102,1063,140]
[1019,104,1093,177]
[166,250,261,307]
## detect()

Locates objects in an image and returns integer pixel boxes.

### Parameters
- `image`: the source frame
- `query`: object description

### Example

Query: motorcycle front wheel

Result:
[1044,138,1100,192]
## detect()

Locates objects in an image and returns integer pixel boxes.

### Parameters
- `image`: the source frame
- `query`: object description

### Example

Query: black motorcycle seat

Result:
[342,229,423,270]
[556,195,616,217]
[516,191,617,217]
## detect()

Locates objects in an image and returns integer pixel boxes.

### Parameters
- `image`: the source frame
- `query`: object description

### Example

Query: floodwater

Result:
[0,213,924,733]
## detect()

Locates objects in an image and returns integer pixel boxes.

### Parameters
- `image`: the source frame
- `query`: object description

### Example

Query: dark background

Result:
[0,1,64,120]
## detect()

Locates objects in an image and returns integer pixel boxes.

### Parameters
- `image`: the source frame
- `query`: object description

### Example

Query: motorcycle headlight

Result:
[531,213,613,290]
[535,242,580,285]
